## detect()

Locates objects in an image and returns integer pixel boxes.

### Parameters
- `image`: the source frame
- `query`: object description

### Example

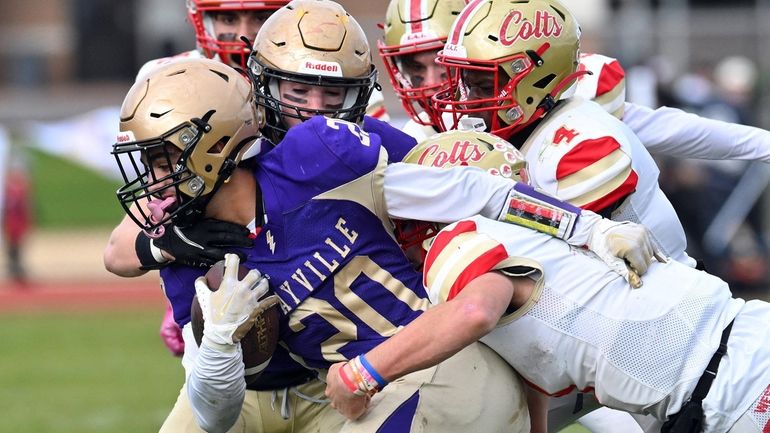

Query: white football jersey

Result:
[573,53,626,119]
[424,215,770,433]
[519,96,695,266]
[401,112,438,142]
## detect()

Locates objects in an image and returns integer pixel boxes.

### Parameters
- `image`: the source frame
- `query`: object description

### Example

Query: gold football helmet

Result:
[431,0,583,140]
[187,0,288,68]
[395,129,528,265]
[378,0,467,125]
[113,58,262,233]
[247,0,378,142]
[403,129,528,180]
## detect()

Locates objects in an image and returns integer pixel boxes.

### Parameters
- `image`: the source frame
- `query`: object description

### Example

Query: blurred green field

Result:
[0,306,597,433]
[560,425,591,433]
[0,309,183,433]
[27,146,124,229]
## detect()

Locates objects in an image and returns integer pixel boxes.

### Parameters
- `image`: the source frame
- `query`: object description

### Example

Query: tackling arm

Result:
[383,163,660,285]
[624,102,770,162]
[103,201,252,276]
[325,272,523,420]
[103,210,150,277]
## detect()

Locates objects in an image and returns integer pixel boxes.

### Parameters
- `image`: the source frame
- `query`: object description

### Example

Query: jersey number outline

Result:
[325,118,371,147]
[288,255,428,363]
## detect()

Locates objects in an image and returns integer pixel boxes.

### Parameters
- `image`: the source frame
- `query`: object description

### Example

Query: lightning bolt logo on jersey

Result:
[265,230,276,254]
[244,116,426,369]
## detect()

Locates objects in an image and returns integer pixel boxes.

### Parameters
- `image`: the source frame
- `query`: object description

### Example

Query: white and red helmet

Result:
[186,0,289,68]
[378,0,468,125]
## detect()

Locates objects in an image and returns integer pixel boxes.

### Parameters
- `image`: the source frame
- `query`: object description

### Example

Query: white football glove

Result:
[585,217,666,288]
[194,253,270,350]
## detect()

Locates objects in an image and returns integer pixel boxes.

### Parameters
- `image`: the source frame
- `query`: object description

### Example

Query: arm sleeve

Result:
[187,343,246,433]
[383,162,596,246]
[623,102,770,162]
[383,163,514,222]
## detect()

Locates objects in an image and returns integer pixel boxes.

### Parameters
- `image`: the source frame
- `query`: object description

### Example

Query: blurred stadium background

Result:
[0,0,769,432]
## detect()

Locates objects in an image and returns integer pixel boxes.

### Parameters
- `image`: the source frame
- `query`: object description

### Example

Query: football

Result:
[191,259,281,384]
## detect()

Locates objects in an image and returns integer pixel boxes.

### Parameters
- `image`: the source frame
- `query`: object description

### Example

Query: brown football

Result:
[191,259,281,384]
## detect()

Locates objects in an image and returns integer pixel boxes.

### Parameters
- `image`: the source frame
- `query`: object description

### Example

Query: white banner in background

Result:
[24,106,124,180]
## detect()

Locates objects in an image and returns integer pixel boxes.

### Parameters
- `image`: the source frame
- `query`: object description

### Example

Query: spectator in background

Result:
[2,150,32,286]
[656,56,769,292]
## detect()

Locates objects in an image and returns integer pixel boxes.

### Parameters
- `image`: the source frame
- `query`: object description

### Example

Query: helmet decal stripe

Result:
[448,0,489,46]
[406,0,425,35]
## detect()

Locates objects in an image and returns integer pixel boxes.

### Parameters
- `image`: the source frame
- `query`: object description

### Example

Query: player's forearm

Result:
[103,214,147,277]
[383,163,513,222]
[384,163,584,240]
[365,273,512,382]
[383,163,622,255]
[187,343,246,433]
[365,300,489,381]
[624,102,770,162]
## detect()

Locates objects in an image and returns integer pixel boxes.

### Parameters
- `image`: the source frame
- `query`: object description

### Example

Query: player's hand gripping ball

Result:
[191,254,281,383]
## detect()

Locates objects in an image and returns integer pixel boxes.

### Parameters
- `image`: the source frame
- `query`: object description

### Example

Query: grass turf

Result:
[27,147,125,229]
[0,302,606,433]
[0,309,184,433]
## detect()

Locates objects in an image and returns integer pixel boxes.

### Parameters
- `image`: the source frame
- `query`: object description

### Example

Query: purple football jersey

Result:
[246,116,427,369]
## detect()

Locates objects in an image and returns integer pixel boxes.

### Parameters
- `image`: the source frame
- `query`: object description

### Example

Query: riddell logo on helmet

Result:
[417,140,485,167]
[116,131,136,143]
[499,10,563,46]
[299,60,343,77]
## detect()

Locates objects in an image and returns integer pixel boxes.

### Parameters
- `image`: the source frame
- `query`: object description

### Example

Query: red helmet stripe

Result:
[448,0,488,46]
[408,0,424,34]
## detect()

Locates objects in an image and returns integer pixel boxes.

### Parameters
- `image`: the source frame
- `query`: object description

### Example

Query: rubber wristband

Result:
[358,355,388,389]
[351,357,378,392]
[338,364,365,396]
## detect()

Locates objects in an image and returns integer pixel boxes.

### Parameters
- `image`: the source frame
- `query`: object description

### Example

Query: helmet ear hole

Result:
[206,136,230,154]
[533,74,557,89]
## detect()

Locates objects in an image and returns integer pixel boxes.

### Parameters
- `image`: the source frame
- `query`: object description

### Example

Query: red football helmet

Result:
[378,0,468,126]
[186,0,289,69]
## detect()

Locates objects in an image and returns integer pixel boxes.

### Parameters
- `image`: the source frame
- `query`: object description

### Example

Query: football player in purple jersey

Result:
[108,2,659,432]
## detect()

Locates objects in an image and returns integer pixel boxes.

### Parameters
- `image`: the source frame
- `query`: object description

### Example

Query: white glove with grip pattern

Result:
[194,254,270,350]
[585,217,666,288]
